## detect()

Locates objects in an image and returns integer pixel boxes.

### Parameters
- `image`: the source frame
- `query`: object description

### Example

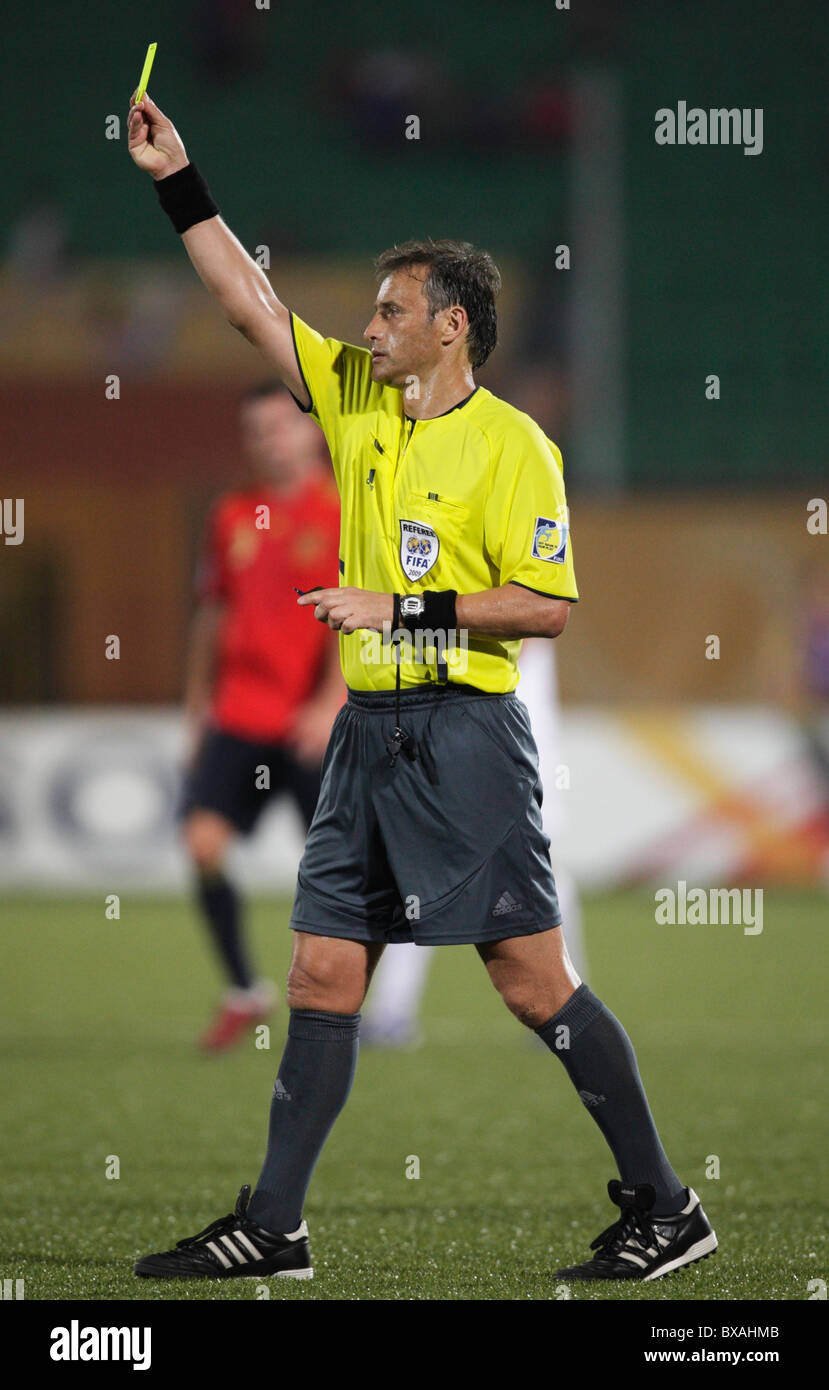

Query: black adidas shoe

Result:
[555,1180,717,1282]
[134,1185,313,1280]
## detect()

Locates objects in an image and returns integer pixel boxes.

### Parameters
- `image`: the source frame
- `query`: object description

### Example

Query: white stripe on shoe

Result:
[233,1230,265,1260]
[206,1240,233,1269]
[220,1234,249,1263]
[643,1231,719,1281]
[618,1250,648,1268]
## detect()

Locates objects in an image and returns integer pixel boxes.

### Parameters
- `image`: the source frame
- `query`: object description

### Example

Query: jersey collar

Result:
[403,385,480,425]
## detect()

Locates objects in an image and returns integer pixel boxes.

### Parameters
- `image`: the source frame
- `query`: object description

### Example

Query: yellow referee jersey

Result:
[290,312,578,694]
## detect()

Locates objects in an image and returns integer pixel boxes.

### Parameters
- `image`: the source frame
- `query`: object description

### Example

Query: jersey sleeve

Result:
[290,312,382,483]
[484,422,578,602]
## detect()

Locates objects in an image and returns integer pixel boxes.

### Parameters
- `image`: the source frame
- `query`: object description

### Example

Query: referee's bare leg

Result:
[480,924,689,1218]
[245,933,382,1232]
[287,932,384,1014]
[477,922,580,1023]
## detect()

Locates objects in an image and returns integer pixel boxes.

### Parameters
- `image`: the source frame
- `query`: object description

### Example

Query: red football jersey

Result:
[198,471,341,741]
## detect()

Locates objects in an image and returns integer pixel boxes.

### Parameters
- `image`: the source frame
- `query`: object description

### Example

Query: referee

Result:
[128,93,716,1284]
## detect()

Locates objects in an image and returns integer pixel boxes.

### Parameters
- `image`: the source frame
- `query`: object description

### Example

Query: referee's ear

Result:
[439,304,469,353]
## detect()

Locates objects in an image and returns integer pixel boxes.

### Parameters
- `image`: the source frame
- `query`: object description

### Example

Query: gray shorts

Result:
[289,683,561,946]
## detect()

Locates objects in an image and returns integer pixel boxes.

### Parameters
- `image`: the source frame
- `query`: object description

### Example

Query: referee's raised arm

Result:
[127,93,310,408]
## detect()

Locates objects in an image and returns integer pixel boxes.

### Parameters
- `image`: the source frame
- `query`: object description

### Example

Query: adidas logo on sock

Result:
[492,890,523,917]
[273,1078,292,1101]
[578,1089,606,1108]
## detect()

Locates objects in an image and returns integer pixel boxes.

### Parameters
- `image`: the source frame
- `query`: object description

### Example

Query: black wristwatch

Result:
[399,595,426,630]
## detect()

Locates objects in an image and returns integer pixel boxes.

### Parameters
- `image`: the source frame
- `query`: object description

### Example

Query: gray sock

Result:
[535,984,687,1216]
[248,1008,360,1233]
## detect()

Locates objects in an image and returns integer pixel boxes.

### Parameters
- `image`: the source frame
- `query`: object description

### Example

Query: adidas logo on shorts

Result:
[492,890,523,917]
[578,1090,607,1108]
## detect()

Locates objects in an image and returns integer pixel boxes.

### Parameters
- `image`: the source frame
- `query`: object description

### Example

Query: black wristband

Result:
[154,161,219,234]
[423,590,458,634]
[397,590,458,635]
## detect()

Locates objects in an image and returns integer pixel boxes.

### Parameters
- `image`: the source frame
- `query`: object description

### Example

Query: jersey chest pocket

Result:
[397,491,470,585]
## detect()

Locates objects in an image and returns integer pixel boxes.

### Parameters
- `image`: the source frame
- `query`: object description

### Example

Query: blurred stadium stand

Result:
[2,0,825,482]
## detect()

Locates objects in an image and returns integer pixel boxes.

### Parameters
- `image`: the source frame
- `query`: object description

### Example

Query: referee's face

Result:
[365,268,448,387]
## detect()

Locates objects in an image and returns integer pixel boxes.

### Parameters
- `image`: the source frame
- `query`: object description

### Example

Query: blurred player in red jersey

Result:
[182,382,344,1051]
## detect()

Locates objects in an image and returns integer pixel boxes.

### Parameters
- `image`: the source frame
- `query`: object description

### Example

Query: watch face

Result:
[401,597,424,615]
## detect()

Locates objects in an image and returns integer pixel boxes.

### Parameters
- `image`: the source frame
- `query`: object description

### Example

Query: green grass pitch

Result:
[1,889,826,1301]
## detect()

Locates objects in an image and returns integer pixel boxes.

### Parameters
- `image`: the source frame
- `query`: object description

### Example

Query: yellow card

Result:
[134,42,157,104]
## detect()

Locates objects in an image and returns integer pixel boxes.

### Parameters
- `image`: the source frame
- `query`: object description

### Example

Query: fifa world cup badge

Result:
[399,519,439,579]
[531,515,569,564]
